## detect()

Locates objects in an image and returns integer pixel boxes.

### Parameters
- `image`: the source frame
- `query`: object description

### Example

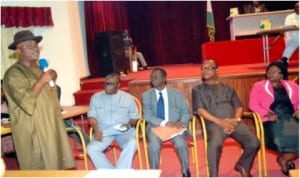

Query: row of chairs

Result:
[66,95,267,177]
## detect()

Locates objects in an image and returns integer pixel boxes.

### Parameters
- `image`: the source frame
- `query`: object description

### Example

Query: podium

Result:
[227,9,293,40]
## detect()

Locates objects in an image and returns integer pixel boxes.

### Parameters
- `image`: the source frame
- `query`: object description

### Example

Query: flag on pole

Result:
[206,0,215,42]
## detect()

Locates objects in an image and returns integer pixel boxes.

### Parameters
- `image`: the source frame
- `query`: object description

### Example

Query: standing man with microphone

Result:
[3,30,75,170]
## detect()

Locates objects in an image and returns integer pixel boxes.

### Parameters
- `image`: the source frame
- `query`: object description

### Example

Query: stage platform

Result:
[127,61,298,110]
[75,61,299,111]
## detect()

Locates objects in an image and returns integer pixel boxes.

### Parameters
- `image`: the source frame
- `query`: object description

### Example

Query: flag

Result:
[206,0,215,42]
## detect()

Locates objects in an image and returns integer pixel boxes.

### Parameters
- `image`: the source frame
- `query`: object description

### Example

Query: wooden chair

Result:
[140,115,199,177]
[292,76,299,84]
[65,126,89,170]
[199,111,267,177]
[89,95,143,169]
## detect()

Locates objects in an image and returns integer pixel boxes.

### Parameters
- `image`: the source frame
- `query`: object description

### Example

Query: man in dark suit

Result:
[142,67,191,177]
[192,59,260,177]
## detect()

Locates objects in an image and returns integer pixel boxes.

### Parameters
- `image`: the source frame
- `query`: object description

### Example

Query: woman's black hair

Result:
[266,61,288,80]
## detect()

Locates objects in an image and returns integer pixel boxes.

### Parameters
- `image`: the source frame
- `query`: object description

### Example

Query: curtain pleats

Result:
[1,7,54,27]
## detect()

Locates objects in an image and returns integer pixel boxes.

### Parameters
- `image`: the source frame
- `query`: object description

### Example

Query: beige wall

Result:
[1,1,89,105]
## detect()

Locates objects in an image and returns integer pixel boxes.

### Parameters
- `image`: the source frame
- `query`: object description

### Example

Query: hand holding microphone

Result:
[38,58,56,87]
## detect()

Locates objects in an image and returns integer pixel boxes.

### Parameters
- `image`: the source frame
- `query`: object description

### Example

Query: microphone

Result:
[38,58,55,87]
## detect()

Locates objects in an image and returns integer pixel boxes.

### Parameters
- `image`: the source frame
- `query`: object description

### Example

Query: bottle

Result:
[131,46,138,72]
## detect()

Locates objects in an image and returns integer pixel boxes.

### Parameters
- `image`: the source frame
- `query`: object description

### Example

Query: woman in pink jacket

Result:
[249,61,299,176]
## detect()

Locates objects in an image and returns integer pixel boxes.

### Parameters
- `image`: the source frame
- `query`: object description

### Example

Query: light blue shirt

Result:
[88,90,138,136]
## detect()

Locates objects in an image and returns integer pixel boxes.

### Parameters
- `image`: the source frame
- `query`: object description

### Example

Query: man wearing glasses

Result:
[87,72,139,169]
[192,59,260,177]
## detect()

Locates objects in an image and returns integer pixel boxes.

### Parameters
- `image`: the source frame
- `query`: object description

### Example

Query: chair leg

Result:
[193,140,199,177]
[66,127,89,170]
[76,128,89,170]
[135,121,143,169]
[142,122,150,169]
[190,146,195,163]
[257,146,262,177]
[191,116,199,177]
[254,112,268,176]
[200,118,210,177]
[113,147,118,165]
[137,140,143,169]
[261,137,268,176]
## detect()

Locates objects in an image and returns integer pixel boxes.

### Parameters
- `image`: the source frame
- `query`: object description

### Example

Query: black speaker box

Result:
[95,31,129,77]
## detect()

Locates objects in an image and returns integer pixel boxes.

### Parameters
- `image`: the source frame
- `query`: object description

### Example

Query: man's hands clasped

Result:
[219,118,241,135]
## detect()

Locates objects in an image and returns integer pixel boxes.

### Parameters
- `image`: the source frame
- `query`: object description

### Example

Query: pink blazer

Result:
[248,79,299,122]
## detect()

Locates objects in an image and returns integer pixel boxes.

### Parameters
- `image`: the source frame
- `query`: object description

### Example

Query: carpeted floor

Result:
[2,135,299,177]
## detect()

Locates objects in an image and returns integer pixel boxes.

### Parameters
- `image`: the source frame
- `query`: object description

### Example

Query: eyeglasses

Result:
[105,82,119,86]
[201,66,217,70]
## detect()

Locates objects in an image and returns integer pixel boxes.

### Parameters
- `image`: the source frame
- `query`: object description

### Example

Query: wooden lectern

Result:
[227,9,293,40]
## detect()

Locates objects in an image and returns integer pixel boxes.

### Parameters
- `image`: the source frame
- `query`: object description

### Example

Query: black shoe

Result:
[144,66,151,70]
[182,169,191,177]
[281,162,296,176]
[288,162,295,170]
[279,57,288,67]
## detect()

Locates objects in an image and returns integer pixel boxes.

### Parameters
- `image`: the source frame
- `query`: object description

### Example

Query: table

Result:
[256,25,299,65]
[227,9,293,40]
[62,105,89,129]
[1,105,89,136]
[1,123,11,136]
[3,169,162,177]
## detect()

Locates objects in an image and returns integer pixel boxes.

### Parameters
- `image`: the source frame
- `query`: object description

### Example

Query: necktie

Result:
[157,92,165,120]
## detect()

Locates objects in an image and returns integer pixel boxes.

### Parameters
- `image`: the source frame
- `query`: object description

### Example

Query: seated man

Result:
[87,72,139,169]
[123,29,150,70]
[142,68,191,177]
[192,59,260,177]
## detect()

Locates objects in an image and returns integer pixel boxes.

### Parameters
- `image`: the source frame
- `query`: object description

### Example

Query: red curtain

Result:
[84,1,128,77]
[126,1,206,66]
[1,7,53,27]
[84,1,296,78]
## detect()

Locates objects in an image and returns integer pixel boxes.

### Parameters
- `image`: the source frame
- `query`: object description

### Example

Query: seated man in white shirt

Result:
[280,2,299,66]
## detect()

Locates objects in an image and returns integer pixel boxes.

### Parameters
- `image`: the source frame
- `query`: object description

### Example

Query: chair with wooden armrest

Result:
[199,111,267,177]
